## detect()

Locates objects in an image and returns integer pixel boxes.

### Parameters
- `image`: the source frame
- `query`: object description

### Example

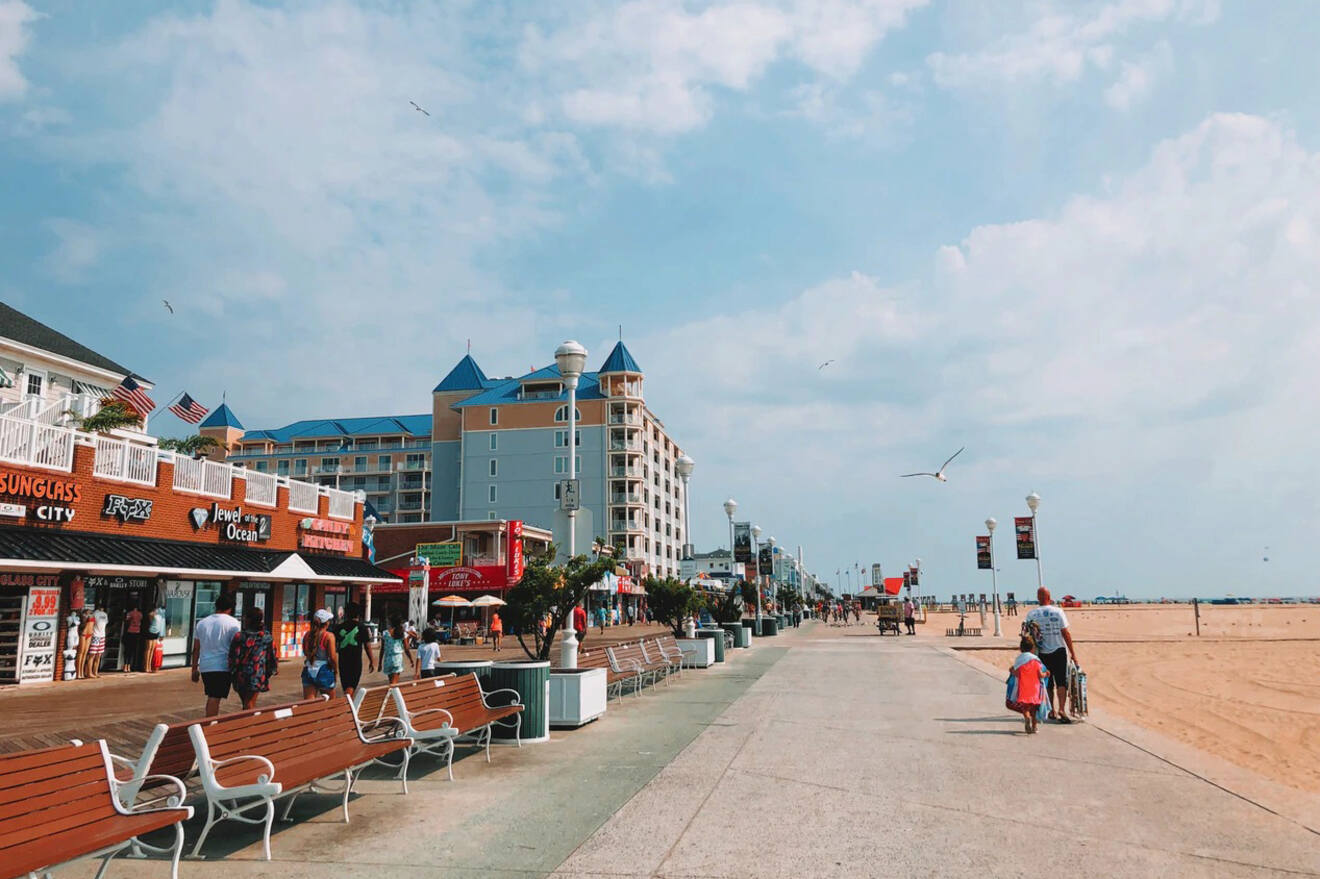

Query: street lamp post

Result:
[723,497,737,585]
[1026,491,1044,591]
[676,455,695,558]
[765,536,776,617]
[986,518,1002,637]
[555,340,588,670]
[751,525,762,624]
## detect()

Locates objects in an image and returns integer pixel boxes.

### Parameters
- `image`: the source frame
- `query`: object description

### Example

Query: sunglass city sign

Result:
[189,503,272,544]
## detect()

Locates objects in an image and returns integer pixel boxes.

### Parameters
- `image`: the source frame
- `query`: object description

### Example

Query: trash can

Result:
[759,617,778,637]
[489,660,550,744]
[722,622,751,648]
[435,659,493,683]
[696,628,726,662]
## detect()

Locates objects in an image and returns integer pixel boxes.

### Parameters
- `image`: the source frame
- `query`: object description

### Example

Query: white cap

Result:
[313,608,333,623]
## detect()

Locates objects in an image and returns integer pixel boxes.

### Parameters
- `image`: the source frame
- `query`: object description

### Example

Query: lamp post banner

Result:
[758,545,773,580]
[908,566,920,586]
[733,522,752,564]
[976,536,992,570]
[1015,516,1037,559]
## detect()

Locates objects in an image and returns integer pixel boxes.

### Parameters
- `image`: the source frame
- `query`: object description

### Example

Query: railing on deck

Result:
[325,487,355,520]
[287,479,319,513]
[92,435,158,486]
[0,416,75,472]
[244,469,278,507]
[172,455,233,499]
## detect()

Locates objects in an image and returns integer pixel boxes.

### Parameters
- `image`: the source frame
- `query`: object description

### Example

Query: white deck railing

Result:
[172,455,233,499]
[243,470,278,507]
[92,435,158,486]
[0,416,75,472]
[325,487,355,520]
[287,479,319,513]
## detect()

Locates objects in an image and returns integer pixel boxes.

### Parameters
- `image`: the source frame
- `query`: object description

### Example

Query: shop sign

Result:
[507,520,524,582]
[164,581,193,600]
[86,576,153,592]
[103,494,153,522]
[19,586,60,684]
[190,504,272,543]
[0,473,81,503]
[416,541,462,567]
[299,518,350,535]
[299,517,352,553]
[0,502,25,518]
[0,573,59,589]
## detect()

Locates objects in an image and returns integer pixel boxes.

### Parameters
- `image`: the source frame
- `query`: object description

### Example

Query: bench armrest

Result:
[408,707,456,727]
[208,753,276,786]
[362,716,408,739]
[482,687,522,709]
[114,773,189,811]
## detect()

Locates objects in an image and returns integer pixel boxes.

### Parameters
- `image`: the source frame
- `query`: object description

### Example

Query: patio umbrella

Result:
[431,594,471,629]
[469,594,507,631]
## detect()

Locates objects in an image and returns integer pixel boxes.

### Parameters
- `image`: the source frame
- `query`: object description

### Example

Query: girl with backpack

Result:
[301,608,339,698]
[1006,634,1050,734]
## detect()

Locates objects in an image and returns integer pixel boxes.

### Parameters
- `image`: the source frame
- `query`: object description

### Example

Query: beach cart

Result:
[875,602,902,635]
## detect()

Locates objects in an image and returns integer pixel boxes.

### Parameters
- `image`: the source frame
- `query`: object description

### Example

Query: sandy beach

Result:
[902,603,1320,795]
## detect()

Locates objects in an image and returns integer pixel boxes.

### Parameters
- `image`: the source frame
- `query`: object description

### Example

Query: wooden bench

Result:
[575,648,641,699]
[389,673,523,769]
[188,696,411,860]
[0,740,192,879]
[607,641,667,691]
[946,627,982,637]
[351,677,459,780]
[645,635,684,679]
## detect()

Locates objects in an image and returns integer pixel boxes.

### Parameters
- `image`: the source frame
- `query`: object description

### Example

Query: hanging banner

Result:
[506,520,524,583]
[902,571,911,591]
[733,522,752,564]
[1015,516,1037,560]
[976,536,992,570]
[758,546,773,580]
[909,566,920,586]
[408,562,429,625]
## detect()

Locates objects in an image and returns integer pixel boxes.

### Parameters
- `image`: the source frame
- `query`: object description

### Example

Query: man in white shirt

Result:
[1024,587,1079,723]
[191,592,240,716]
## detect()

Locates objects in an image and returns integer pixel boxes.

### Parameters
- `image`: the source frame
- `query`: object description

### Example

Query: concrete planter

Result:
[677,638,715,668]
[722,623,751,648]
[549,667,607,728]
[758,617,779,637]
[695,628,726,662]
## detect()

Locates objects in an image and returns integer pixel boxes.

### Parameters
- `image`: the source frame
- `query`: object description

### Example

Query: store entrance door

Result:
[235,582,273,629]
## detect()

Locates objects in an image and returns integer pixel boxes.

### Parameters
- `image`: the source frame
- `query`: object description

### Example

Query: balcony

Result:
[608,412,641,426]
[397,500,424,512]
[398,460,428,471]
[610,493,643,505]
[609,440,642,452]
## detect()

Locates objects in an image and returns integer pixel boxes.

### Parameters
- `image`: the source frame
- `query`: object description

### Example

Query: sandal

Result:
[1056,715,1073,724]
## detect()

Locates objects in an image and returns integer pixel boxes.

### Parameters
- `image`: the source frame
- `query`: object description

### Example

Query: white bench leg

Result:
[169,819,186,878]
[260,800,275,860]
[189,798,219,859]
[341,769,355,823]
[92,850,116,879]
[398,749,410,795]
[279,793,299,822]
[445,739,455,781]
[483,725,493,762]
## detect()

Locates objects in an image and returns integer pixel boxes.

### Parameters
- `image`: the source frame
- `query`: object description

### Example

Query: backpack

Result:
[1021,617,1043,653]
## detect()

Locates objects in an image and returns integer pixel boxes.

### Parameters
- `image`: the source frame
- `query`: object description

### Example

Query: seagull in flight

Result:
[162,299,173,314]
[410,100,431,117]
[900,447,965,482]
[818,359,835,370]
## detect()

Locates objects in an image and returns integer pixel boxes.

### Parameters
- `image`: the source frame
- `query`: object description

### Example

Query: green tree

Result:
[645,576,699,638]
[73,400,142,433]
[776,586,799,609]
[738,579,758,608]
[158,435,221,456]
[503,550,614,660]
[705,587,743,624]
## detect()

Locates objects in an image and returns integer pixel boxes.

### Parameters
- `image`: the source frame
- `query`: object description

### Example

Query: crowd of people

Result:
[818,599,863,625]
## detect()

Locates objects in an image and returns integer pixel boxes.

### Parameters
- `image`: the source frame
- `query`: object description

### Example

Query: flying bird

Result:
[410,100,431,117]
[818,360,835,370]
[162,299,173,314]
[900,447,965,482]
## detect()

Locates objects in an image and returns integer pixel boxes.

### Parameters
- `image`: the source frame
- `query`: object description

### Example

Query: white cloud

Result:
[42,218,102,283]
[522,0,927,135]
[1103,39,1172,110]
[927,0,1212,96]
[0,0,37,101]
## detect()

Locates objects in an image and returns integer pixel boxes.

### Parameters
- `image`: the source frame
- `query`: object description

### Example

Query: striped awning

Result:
[0,366,12,389]
[74,380,112,398]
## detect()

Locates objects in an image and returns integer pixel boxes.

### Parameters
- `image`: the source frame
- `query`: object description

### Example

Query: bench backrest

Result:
[0,741,122,860]
[189,697,370,790]
[353,686,397,729]
[608,642,659,671]
[653,635,681,658]
[394,673,504,733]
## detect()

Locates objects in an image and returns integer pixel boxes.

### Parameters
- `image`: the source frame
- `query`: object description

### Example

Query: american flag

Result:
[111,376,156,417]
[168,392,209,425]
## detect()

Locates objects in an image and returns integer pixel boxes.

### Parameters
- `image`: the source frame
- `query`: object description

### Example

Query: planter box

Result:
[489,660,550,744]
[695,628,726,662]
[677,638,715,668]
[722,622,751,648]
[549,667,607,728]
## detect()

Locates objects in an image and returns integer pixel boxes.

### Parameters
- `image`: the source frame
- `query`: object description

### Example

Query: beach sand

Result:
[908,604,1320,795]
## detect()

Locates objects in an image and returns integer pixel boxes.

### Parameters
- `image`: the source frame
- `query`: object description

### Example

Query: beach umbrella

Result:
[469,594,506,631]
[431,594,471,628]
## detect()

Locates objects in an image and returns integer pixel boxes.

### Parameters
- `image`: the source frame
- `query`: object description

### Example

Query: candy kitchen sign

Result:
[299,518,353,553]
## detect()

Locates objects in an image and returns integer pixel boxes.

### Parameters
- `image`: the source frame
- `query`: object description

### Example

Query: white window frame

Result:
[489,408,498,425]
[554,405,582,423]
[488,484,497,503]
[489,433,497,450]
[489,458,497,477]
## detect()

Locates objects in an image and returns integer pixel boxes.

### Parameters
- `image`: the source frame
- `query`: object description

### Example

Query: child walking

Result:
[1006,635,1050,734]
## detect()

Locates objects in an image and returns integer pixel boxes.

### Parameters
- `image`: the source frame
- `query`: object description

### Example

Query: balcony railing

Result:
[327,487,355,520]
[173,456,233,499]
[610,493,643,505]
[244,469,278,507]
[287,480,319,514]
[92,435,157,486]
[0,416,75,472]
[609,440,642,452]
[608,413,640,425]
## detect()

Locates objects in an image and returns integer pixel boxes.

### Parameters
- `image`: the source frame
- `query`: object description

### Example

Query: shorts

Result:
[201,671,232,700]
[339,654,363,690]
[143,630,160,641]
[1040,648,1068,687]
[89,636,105,655]
[421,668,442,678]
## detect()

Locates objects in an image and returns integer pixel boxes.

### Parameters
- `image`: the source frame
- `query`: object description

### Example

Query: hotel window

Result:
[254,461,268,473]
[489,433,497,451]
[553,406,582,423]
[488,485,497,503]
[554,429,582,448]
[488,511,498,520]
[276,460,289,477]
[489,459,497,477]
[554,483,562,501]
[320,457,339,472]
[489,408,498,425]
[354,456,367,472]
[378,455,390,471]
[294,459,308,476]
[554,456,581,474]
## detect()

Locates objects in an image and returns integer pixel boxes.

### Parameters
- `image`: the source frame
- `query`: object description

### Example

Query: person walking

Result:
[379,614,412,683]
[903,597,916,635]
[573,603,588,653]
[192,593,240,716]
[141,605,164,673]
[121,603,142,672]
[1006,634,1049,734]
[301,608,339,699]
[229,606,279,710]
[332,602,375,698]
[489,611,503,652]
[1024,587,1079,723]
[415,628,441,678]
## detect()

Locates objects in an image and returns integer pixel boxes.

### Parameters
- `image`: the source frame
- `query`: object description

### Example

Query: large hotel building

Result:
[213,342,688,579]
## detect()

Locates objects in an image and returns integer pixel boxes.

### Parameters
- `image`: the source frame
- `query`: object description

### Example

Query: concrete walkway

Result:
[57,623,1320,878]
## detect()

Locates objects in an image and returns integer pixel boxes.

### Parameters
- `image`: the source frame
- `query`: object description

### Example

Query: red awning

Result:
[883,577,904,595]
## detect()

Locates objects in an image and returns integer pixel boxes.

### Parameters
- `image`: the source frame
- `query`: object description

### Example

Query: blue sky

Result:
[3,0,1319,599]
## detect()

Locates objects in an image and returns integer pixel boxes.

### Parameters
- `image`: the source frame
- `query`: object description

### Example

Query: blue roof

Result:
[199,403,243,430]
[433,354,490,393]
[453,363,606,408]
[598,341,641,374]
[240,414,432,444]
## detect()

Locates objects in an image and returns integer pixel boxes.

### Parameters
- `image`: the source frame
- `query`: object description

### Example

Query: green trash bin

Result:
[759,617,779,637]
[696,628,726,662]
[722,622,751,648]
[435,659,493,683]
[489,660,550,744]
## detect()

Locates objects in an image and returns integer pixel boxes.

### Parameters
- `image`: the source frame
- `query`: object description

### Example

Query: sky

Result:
[3,0,1319,600]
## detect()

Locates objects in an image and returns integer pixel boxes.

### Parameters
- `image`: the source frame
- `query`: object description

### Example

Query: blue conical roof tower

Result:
[433,354,489,393]
[597,341,642,375]
[199,402,243,430]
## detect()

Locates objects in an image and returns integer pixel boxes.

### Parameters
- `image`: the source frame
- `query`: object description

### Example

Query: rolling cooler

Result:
[1068,662,1088,717]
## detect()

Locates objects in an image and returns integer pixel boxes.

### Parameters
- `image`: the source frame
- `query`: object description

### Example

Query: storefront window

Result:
[281,583,310,623]
[194,582,223,621]
[161,581,195,642]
